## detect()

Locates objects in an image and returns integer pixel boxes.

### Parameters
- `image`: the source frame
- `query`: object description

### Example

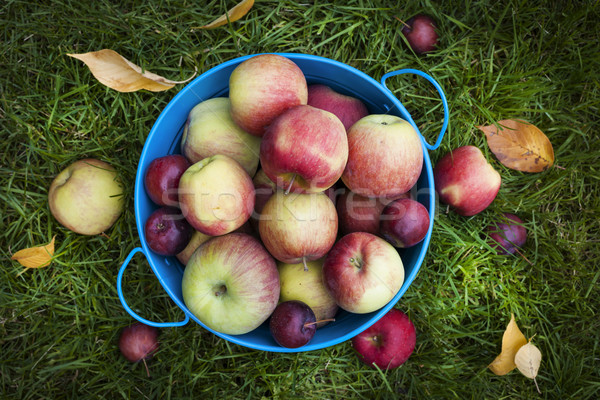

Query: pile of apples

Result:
[142,54,430,354]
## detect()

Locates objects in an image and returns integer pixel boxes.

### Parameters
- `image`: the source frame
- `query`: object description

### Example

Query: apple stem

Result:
[304,318,335,328]
[302,256,308,272]
[284,174,296,195]
[394,15,411,29]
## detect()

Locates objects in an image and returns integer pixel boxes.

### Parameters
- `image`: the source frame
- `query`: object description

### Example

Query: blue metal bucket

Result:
[117,53,449,352]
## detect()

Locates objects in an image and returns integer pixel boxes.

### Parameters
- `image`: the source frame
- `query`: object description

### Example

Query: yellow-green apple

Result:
[260,105,348,193]
[258,190,338,266]
[182,233,279,335]
[336,190,399,236]
[48,158,124,235]
[379,198,430,248]
[278,258,338,327]
[307,84,369,131]
[229,54,308,137]
[176,229,212,265]
[433,145,501,216]
[178,155,254,236]
[322,232,405,314]
[180,97,261,177]
[351,308,416,369]
[342,114,423,198]
[250,168,277,230]
[144,154,190,207]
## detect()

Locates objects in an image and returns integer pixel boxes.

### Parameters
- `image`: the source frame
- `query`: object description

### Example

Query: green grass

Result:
[2,0,600,398]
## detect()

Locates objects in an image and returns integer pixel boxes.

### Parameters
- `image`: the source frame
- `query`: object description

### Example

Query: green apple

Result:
[278,258,338,327]
[181,97,261,177]
[176,230,212,266]
[182,233,280,335]
[48,158,124,235]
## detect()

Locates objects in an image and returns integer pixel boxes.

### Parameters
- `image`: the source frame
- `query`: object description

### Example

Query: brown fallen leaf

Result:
[478,119,554,172]
[488,313,528,375]
[198,0,255,29]
[11,236,56,269]
[67,49,196,92]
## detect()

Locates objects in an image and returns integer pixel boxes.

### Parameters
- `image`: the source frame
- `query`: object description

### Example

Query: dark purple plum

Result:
[144,154,191,206]
[269,300,317,348]
[379,198,430,248]
[487,213,527,255]
[144,206,193,256]
[401,14,439,54]
[119,322,159,363]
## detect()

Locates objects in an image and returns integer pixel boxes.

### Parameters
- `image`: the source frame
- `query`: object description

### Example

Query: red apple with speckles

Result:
[229,54,308,137]
[144,154,190,207]
[401,14,439,54]
[433,146,501,216]
[260,105,348,194]
[379,198,430,248]
[307,84,369,131]
[352,308,416,369]
[322,232,404,314]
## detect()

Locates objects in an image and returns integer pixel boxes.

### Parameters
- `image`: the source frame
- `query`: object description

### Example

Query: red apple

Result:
[229,54,308,137]
[144,206,194,256]
[182,233,280,335]
[351,308,416,369]
[486,213,527,255]
[269,300,317,348]
[379,198,430,248]
[307,84,369,131]
[342,114,423,199]
[144,154,191,207]
[119,322,159,363]
[258,191,338,266]
[336,191,392,236]
[260,105,348,193]
[250,168,277,230]
[178,155,255,236]
[322,232,405,314]
[401,14,439,54]
[433,145,501,216]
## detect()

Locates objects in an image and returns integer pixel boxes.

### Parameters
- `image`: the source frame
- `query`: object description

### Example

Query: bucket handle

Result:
[381,69,449,151]
[117,247,190,328]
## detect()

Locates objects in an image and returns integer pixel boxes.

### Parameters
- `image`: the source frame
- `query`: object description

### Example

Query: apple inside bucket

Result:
[129,53,439,352]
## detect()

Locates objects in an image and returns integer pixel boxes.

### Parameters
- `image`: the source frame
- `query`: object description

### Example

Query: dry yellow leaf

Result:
[67,49,195,92]
[488,313,528,375]
[199,0,255,29]
[515,342,542,379]
[478,119,554,172]
[11,236,56,269]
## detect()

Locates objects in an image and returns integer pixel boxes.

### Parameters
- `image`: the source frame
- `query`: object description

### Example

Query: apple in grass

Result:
[182,233,280,335]
[260,105,348,194]
[322,232,404,314]
[342,114,423,199]
[486,213,527,255]
[178,155,255,236]
[401,14,439,55]
[278,258,338,327]
[307,84,369,131]
[433,145,501,216]
[180,97,261,177]
[48,158,124,235]
[144,154,190,207]
[379,198,430,248]
[352,308,416,370]
[259,190,338,268]
[229,54,308,137]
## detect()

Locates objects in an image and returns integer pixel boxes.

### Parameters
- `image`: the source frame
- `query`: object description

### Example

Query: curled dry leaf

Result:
[67,49,196,92]
[198,0,255,29]
[11,236,56,269]
[488,313,528,375]
[478,119,554,172]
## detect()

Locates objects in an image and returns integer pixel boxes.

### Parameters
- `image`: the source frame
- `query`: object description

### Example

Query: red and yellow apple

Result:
[379,198,430,248]
[260,105,348,193]
[342,114,423,198]
[178,155,254,236]
[433,145,501,216]
[322,232,405,314]
[229,54,308,137]
[336,190,395,236]
[48,158,124,235]
[307,84,369,131]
